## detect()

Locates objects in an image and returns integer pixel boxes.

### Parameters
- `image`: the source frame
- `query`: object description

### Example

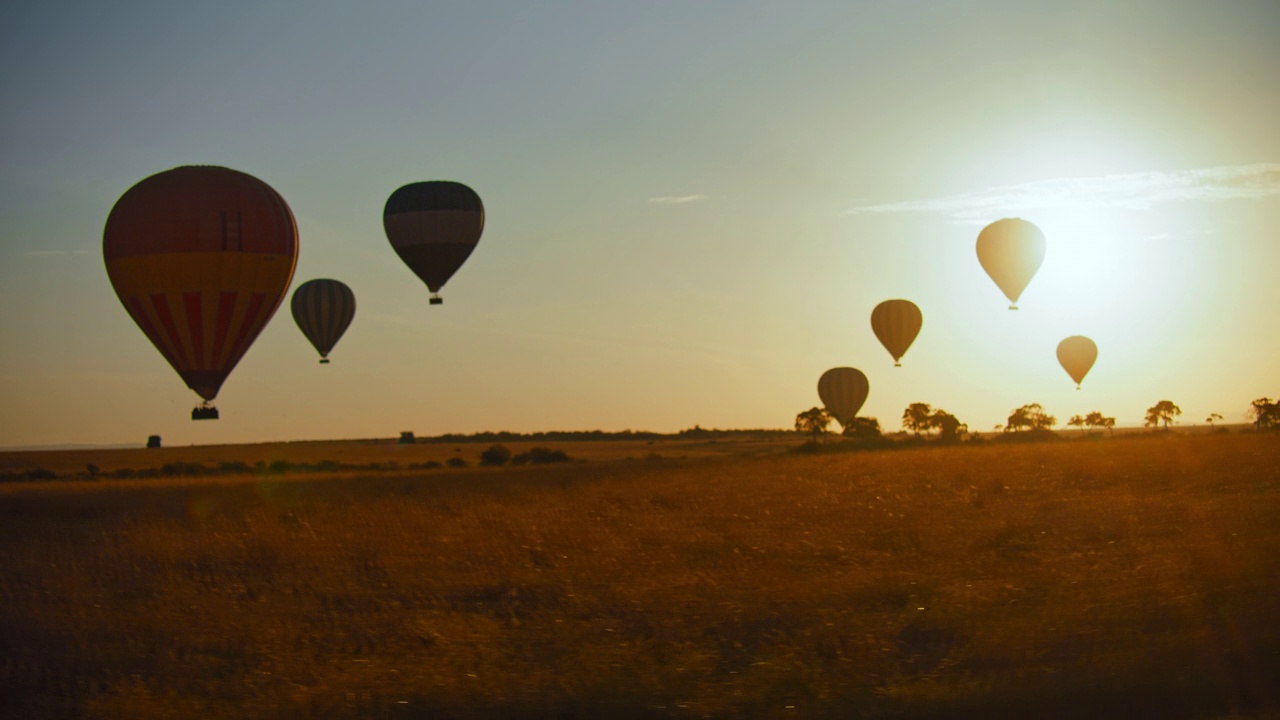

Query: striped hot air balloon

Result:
[870,299,922,367]
[817,367,869,429]
[291,279,355,364]
[1056,335,1097,389]
[103,166,298,419]
[383,181,484,305]
[976,218,1046,310]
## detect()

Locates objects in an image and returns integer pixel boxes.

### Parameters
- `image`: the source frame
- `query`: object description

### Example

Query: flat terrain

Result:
[2,432,1278,718]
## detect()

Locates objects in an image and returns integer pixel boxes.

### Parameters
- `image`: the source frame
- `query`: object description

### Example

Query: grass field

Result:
[2,432,1278,718]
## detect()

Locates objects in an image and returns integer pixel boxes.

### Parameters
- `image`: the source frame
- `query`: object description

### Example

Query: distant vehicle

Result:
[976,218,1046,310]
[1057,336,1098,389]
[103,166,298,420]
[870,299,922,367]
[817,367,870,428]
[383,181,484,305]
[291,279,356,364]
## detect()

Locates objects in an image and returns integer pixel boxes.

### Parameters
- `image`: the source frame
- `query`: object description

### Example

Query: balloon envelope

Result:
[871,299,922,366]
[383,181,483,303]
[103,166,298,402]
[1056,335,1097,388]
[818,367,869,428]
[976,218,1046,309]
[291,279,355,363]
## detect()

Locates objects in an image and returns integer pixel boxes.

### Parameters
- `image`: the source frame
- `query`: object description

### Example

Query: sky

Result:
[2,0,1278,447]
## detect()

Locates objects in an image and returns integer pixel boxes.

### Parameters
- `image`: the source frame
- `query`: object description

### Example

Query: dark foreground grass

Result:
[1,433,1278,718]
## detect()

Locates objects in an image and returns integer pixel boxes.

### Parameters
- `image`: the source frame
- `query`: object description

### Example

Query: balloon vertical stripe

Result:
[150,294,190,370]
[183,292,204,363]
[211,291,236,366]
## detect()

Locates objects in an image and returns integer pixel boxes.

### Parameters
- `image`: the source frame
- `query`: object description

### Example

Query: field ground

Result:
[2,432,1278,718]
[0,433,797,479]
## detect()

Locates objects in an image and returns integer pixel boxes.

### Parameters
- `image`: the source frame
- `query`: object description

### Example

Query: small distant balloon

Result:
[817,367,870,428]
[871,299,922,367]
[976,218,1046,310]
[1057,336,1097,389]
[103,165,299,420]
[291,279,355,364]
[383,181,484,305]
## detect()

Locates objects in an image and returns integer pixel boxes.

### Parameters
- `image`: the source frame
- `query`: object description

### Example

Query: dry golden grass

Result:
[2,432,1278,718]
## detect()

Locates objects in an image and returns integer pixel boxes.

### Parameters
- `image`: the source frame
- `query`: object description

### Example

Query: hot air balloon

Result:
[291,279,355,364]
[871,299,922,366]
[1057,336,1097,390]
[104,166,298,420]
[976,218,1046,310]
[383,181,483,305]
[817,367,869,429]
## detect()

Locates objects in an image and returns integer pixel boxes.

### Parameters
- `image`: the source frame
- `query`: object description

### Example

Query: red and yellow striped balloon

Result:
[103,166,298,403]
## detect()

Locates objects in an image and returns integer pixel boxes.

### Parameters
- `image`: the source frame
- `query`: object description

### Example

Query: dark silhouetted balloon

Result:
[976,218,1046,310]
[871,299,922,366]
[291,279,355,364]
[1057,335,1097,389]
[104,166,298,417]
[818,367,870,428]
[383,181,483,305]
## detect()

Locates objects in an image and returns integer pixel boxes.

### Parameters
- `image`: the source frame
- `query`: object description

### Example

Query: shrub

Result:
[25,468,56,481]
[479,445,512,466]
[446,457,468,468]
[510,447,571,465]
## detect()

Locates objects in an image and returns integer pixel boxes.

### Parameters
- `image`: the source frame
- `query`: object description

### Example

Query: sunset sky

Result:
[2,0,1277,447]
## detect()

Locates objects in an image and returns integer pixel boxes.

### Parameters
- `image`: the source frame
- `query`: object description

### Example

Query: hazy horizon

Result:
[2,0,1277,447]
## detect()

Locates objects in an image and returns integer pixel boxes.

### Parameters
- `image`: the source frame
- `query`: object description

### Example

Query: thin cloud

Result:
[845,163,1280,220]
[24,249,91,257]
[647,194,711,205]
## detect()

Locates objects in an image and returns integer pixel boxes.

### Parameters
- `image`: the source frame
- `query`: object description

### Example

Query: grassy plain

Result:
[2,432,1278,718]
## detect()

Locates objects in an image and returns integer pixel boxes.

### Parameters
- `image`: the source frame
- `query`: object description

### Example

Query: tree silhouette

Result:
[1068,415,1086,434]
[1084,411,1115,436]
[1250,398,1278,431]
[795,407,832,441]
[902,403,933,436]
[1205,412,1224,430]
[1144,400,1182,429]
[1006,403,1056,432]
[932,410,967,442]
[843,416,882,441]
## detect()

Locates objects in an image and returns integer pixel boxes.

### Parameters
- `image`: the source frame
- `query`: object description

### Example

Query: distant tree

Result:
[993,424,1003,433]
[795,407,832,441]
[1144,400,1182,429]
[1084,411,1115,436]
[479,445,512,466]
[398,431,416,445]
[1205,412,1224,430]
[1006,403,1056,432]
[1068,415,1086,434]
[842,416,882,441]
[446,457,467,468]
[932,410,967,443]
[902,403,934,436]
[1250,398,1279,431]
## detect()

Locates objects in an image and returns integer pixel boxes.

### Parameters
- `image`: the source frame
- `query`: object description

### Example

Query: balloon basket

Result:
[429,297,443,305]
[319,358,330,364]
[894,362,902,367]
[191,405,219,421]
[1008,305,1018,310]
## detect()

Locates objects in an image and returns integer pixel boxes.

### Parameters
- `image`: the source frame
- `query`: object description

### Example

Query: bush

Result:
[446,457,468,468]
[479,445,512,466]
[25,468,56,481]
[511,447,572,465]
